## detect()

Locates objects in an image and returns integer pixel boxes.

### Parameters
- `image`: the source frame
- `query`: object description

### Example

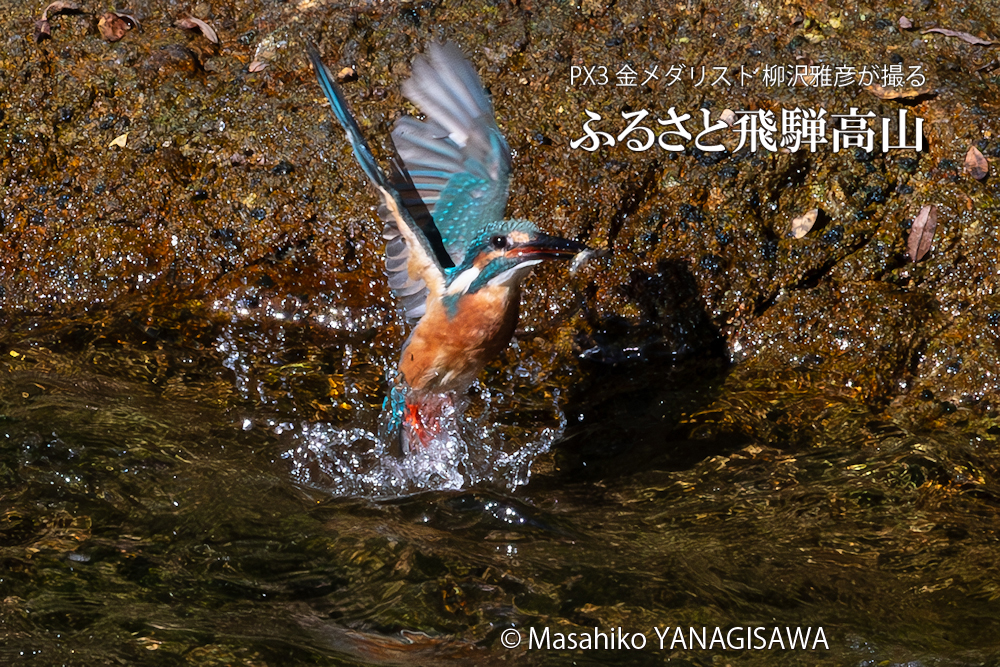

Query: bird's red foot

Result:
[400,394,454,454]
[402,401,436,451]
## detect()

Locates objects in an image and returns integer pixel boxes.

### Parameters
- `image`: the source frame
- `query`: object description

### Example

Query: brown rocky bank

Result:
[3,0,999,434]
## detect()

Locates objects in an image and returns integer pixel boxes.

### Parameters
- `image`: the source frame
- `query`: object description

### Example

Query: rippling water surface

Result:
[1,307,999,666]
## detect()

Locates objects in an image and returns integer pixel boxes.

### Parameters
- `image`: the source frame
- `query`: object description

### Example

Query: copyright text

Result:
[499,625,830,651]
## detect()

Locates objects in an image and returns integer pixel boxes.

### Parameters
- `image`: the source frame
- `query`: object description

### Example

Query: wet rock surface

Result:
[2,0,1000,664]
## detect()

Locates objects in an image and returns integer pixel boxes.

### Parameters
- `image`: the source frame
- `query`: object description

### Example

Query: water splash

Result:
[282,385,565,499]
[212,305,566,499]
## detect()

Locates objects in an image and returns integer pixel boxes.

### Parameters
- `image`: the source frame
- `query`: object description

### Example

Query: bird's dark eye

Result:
[490,235,508,249]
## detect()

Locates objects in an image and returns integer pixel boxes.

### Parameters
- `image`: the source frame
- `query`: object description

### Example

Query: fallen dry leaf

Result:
[908,205,938,262]
[248,61,268,72]
[921,28,996,46]
[175,17,218,44]
[965,145,989,180]
[791,209,819,239]
[113,12,141,29]
[35,19,50,41]
[336,66,356,82]
[864,83,933,100]
[35,0,80,42]
[42,0,79,18]
[719,108,736,127]
[98,13,128,42]
[109,132,128,149]
[899,16,913,30]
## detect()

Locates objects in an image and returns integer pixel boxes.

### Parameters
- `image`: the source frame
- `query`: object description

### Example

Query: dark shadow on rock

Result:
[551,258,742,483]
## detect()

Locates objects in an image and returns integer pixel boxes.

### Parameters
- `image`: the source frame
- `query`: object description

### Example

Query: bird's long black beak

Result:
[513,233,589,261]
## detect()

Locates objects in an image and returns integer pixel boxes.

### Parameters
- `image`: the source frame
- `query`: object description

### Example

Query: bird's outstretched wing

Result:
[391,42,512,271]
[306,40,445,318]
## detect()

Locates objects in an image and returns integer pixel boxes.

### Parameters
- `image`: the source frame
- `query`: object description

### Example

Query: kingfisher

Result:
[306,39,588,452]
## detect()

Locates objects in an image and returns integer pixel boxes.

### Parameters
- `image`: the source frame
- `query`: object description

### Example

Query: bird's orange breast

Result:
[399,285,520,394]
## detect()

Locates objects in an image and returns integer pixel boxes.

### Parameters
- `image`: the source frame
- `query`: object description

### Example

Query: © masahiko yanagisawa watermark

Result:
[499,625,830,651]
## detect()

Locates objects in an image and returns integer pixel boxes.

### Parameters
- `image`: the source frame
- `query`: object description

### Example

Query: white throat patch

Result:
[445,266,481,295]
[487,259,542,287]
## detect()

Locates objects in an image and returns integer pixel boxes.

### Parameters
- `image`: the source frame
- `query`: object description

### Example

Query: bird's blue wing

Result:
[306,40,444,319]
[391,42,512,268]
